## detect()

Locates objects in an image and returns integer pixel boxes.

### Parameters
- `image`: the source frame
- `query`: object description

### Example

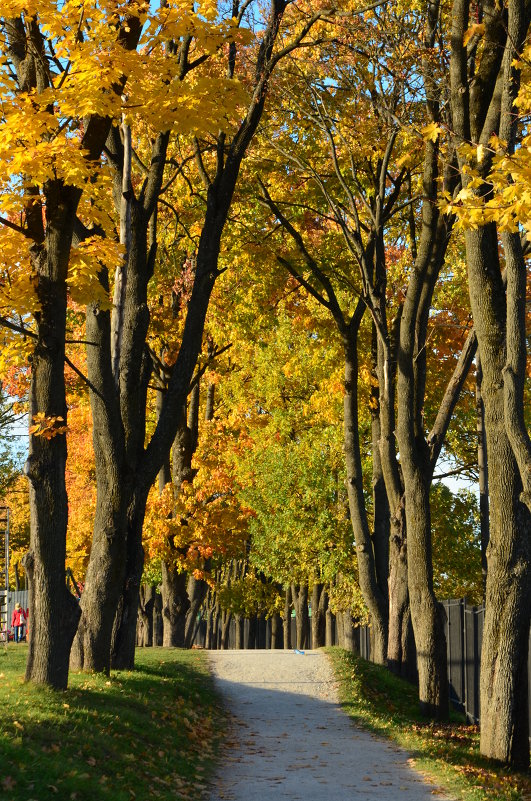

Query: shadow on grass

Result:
[0,646,222,801]
[326,647,529,801]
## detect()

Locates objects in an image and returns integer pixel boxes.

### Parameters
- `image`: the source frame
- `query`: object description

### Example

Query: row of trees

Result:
[0,0,529,769]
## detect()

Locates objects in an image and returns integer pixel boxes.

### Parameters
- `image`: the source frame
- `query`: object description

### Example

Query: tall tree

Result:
[75,0,334,674]
[0,1,141,688]
[448,0,531,765]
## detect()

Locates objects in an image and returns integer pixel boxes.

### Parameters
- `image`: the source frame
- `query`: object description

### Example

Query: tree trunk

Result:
[184,573,209,648]
[311,584,327,648]
[283,587,292,649]
[476,358,489,596]
[291,584,310,650]
[325,608,335,647]
[343,335,388,664]
[370,328,390,601]
[220,610,232,650]
[111,497,146,669]
[247,615,257,649]
[70,287,130,673]
[340,611,355,652]
[387,499,416,680]
[270,612,282,649]
[234,615,244,649]
[25,197,81,688]
[138,584,156,647]
[153,591,163,646]
[205,607,213,650]
[465,226,531,766]
[398,255,448,717]
[161,563,190,647]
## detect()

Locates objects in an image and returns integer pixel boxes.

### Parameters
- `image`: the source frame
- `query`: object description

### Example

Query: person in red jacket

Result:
[11,603,27,642]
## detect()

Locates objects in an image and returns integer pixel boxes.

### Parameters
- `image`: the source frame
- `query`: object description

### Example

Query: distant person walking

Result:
[11,603,27,642]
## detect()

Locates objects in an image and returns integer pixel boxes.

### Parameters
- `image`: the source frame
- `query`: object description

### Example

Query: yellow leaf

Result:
[421,122,443,143]
[463,23,485,46]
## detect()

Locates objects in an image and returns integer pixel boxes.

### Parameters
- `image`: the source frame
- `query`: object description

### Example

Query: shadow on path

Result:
[207,649,452,801]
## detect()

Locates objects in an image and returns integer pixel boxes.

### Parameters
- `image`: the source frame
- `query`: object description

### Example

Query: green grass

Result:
[0,644,224,801]
[327,647,530,801]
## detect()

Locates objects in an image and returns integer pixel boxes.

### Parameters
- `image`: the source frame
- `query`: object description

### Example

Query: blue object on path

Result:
[294,649,305,655]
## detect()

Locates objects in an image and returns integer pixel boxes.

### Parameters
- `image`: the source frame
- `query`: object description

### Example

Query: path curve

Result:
[207,649,451,801]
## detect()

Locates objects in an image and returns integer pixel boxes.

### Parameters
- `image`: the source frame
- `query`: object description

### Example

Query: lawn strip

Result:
[326,647,530,801]
[0,645,224,801]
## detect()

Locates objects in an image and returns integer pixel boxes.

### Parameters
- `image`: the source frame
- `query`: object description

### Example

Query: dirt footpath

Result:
[207,649,452,801]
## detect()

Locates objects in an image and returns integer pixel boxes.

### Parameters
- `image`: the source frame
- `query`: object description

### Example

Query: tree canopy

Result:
[0,0,529,770]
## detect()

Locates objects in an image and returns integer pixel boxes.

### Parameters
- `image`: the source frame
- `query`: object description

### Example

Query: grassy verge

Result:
[327,647,531,801]
[0,644,224,801]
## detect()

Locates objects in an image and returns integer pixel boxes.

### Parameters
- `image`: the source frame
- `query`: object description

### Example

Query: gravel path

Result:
[207,649,451,801]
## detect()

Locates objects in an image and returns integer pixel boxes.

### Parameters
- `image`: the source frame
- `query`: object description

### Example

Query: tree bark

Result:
[220,610,232,649]
[235,615,244,649]
[184,573,209,648]
[283,587,292,649]
[340,611,356,652]
[153,591,163,646]
[311,583,327,648]
[465,226,531,766]
[387,498,415,679]
[325,608,335,647]
[448,0,531,764]
[70,269,130,674]
[291,583,310,649]
[111,495,146,669]
[344,333,388,664]
[270,612,282,648]
[137,584,156,647]
[161,563,190,647]
[25,218,81,686]
[476,358,489,595]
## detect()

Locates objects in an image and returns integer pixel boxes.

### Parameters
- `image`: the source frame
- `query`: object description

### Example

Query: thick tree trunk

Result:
[340,611,355,652]
[25,198,80,688]
[465,226,531,766]
[270,612,282,648]
[291,584,310,650]
[184,573,209,648]
[111,498,146,669]
[397,241,449,716]
[447,0,531,764]
[387,501,416,680]
[71,284,130,673]
[115,0,294,671]
[343,337,388,664]
[75,197,153,675]
[137,584,156,647]
[161,563,190,647]
[10,12,141,691]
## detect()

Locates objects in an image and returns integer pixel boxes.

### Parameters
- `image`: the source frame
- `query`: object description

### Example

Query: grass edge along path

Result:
[0,645,225,801]
[326,647,531,801]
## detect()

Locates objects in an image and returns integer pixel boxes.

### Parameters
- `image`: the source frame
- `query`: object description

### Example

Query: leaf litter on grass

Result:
[0,647,224,801]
